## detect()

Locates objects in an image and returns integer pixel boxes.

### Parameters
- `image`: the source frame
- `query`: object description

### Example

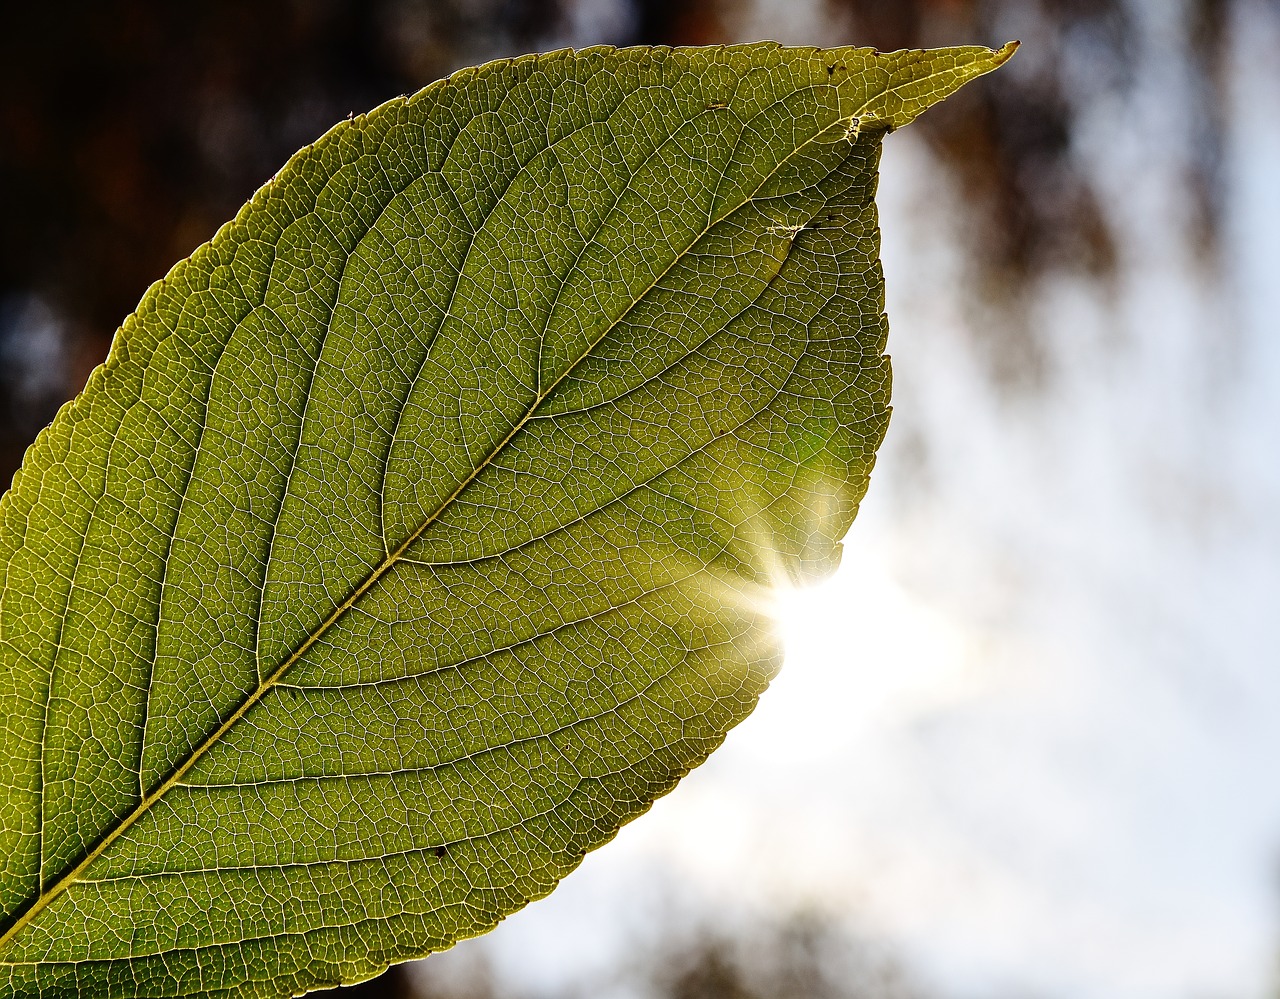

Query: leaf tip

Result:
[993,39,1021,65]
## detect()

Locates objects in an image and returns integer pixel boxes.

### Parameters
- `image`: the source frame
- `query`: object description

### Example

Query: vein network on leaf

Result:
[0,40,1014,998]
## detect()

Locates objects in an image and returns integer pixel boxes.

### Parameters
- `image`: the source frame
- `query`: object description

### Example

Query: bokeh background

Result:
[2,1,1278,997]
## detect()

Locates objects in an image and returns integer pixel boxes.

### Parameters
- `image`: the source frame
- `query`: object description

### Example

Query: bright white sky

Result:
[416,3,1280,998]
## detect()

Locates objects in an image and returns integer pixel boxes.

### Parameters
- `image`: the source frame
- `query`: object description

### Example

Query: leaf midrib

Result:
[0,92,859,960]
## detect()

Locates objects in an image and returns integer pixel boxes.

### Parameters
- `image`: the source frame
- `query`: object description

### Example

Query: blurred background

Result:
[2,1,1277,996]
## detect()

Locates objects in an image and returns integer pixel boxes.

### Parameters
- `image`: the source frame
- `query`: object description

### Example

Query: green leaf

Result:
[0,41,1014,997]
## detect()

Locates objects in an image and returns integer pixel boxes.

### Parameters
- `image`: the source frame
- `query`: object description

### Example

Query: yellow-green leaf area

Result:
[0,41,1014,998]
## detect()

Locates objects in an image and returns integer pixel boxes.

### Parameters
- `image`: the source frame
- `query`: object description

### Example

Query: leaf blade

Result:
[0,41,1013,997]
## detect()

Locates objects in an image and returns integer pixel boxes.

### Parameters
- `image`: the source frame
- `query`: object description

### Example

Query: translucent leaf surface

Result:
[0,42,1013,997]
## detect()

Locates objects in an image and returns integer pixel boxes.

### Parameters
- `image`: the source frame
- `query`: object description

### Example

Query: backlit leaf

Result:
[0,42,1014,997]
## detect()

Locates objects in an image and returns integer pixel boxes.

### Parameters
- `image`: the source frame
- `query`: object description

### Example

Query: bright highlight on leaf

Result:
[0,41,1013,997]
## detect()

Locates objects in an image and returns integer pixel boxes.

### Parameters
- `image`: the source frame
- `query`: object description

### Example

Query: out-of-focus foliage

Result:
[833,0,1242,386]
[315,913,923,998]
[640,915,921,999]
